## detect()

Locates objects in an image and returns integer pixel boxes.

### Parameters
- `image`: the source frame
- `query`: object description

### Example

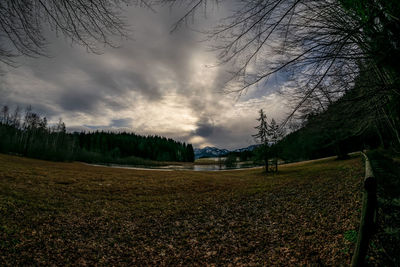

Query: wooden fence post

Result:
[351,152,377,267]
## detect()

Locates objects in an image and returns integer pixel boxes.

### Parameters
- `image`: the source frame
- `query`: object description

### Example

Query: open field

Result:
[0,153,363,265]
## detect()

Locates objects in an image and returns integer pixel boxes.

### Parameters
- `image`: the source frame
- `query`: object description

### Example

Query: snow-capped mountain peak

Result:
[194,145,258,159]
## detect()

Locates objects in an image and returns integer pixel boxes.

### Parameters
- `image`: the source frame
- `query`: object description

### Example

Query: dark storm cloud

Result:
[190,122,256,149]
[58,89,100,112]
[114,70,162,101]
[194,118,214,137]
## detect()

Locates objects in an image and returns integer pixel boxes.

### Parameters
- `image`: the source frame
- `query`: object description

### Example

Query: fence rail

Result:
[351,152,377,267]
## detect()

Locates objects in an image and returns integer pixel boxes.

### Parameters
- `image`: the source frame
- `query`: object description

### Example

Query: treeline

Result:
[250,69,394,164]
[76,132,194,163]
[0,106,194,164]
[275,75,389,162]
[226,150,255,162]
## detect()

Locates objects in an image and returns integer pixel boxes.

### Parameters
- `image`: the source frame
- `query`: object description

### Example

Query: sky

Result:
[0,4,290,150]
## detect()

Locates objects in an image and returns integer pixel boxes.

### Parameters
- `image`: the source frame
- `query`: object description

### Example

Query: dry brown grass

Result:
[0,153,363,265]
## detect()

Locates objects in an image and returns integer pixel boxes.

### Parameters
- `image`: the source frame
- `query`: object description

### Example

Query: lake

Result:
[90,161,262,171]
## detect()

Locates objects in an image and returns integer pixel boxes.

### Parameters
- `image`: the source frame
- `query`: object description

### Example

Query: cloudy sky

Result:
[0,4,290,150]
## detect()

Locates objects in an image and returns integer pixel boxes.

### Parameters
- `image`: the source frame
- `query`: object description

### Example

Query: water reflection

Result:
[93,162,261,171]
[170,163,259,171]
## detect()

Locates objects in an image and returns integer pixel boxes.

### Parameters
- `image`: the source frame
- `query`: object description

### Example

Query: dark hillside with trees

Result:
[276,69,392,162]
[0,106,194,164]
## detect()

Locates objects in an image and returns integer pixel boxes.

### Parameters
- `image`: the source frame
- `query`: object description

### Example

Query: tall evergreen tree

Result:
[268,118,284,172]
[252,109,270,173]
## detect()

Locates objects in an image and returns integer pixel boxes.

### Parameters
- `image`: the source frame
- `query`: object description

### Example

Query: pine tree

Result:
[252,109,270,173]
[267,118,284,172]
[187,144,195,162]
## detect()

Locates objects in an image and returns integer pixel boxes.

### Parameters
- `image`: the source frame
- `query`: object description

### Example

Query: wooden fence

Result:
[351,152,377,267]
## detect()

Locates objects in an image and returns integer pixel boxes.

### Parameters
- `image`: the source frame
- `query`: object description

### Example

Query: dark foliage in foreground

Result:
[0,106,194,164]
[366,150,400,266]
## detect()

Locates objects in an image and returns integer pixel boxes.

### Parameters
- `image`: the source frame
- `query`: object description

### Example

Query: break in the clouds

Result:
[0,5,290,150]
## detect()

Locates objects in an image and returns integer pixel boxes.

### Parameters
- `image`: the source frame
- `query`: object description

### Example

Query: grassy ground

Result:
[0,153,363,266]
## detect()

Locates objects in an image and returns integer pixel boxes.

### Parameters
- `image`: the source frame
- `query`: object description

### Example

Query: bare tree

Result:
[1,105,10,124]
[161,0,400,127]
[0,0,153,66]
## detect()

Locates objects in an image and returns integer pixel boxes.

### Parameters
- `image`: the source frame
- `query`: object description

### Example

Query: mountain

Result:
[194,146,230,159]
[232,144,259,153]
[194,145,259,159]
